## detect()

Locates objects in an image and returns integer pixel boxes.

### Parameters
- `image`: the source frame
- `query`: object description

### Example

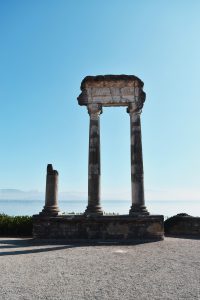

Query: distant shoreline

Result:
[1,199,200,218]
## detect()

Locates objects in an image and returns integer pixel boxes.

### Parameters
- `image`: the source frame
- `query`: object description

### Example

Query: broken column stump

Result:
[39,164,60,216]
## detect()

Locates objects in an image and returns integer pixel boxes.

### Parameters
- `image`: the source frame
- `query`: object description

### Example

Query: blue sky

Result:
[0,0,200,201]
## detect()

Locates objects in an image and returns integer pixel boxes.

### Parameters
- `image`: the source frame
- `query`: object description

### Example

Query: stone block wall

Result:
[33,215,164,241]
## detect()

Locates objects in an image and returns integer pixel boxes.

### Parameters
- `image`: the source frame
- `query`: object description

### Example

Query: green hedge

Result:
[0,214,33,236]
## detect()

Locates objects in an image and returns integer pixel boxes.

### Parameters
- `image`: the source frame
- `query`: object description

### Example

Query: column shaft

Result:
[129,110,149,215]
[85,104,103,215]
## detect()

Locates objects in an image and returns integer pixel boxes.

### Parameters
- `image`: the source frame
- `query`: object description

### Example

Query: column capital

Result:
[87,104,102,119]
[127,103,142,115]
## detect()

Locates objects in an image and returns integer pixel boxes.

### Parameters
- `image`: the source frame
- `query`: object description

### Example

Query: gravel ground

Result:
[0,237,199,300]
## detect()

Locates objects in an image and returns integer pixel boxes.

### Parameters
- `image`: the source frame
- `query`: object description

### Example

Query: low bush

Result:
[0,214,32,236]
[164,213,190,234]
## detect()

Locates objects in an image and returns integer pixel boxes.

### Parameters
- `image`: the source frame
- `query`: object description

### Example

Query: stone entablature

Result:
[78,75,145,110]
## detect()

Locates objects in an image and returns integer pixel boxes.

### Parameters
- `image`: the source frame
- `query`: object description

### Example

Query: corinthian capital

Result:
[127,102,142,115]
[87,104,102,119]
[127,89,146,115]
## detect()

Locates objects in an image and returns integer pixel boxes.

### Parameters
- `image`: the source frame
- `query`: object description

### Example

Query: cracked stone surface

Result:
[0,237,199,300]
[77,74,145,108]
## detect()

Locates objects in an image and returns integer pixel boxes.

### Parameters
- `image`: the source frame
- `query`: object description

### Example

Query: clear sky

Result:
[0,0,200,201]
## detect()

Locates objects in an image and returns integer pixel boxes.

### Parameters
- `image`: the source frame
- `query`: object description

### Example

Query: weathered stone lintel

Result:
[78,91,145,107]
[33,215,164,241]
[78,75,145,107]
[80,75,144,89]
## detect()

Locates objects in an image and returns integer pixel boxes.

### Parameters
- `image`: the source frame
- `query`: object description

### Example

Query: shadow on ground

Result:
[165,234,200,240]
[0,238,163,256]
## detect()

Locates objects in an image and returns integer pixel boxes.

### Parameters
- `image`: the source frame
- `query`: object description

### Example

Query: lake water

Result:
[0,200,200,218]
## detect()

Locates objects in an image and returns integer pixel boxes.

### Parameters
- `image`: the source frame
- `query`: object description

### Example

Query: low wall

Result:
[164,213,200,237]
[33,215,164,241]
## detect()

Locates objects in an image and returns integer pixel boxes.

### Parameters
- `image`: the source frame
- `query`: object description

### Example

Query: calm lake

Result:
[0,200,200,218]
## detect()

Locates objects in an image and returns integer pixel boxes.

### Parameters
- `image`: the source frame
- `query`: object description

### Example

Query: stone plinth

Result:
[33,215,164,241]
[164,213,200,237]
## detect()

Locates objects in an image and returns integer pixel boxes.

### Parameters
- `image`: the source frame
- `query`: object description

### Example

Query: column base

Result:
[129,204,149,216]
[84,205,103,216]
[39,205,60,216]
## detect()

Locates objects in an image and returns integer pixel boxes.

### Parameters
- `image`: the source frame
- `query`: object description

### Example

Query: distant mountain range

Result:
[0,189,44,200]
[0,189,87,201]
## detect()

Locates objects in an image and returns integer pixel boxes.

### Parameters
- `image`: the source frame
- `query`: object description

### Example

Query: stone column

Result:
[127,104,149,215]
[40,164,60,216]
[85,104,103,216]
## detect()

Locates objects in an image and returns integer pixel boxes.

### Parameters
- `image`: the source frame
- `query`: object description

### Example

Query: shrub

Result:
[164,213,190,234]
[0,214,33,236]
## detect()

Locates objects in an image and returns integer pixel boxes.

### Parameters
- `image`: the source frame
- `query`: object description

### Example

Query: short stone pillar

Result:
[85,104,103,215]
[127,104,149,215]
[40,164,60,216]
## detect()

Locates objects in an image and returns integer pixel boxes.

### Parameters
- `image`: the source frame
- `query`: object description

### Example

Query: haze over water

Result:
[0,200,199,219]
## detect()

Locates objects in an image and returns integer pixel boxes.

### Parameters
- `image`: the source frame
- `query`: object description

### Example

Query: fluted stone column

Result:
[85,104,103,216]
[40,164,60,216]
[127,104,149,215]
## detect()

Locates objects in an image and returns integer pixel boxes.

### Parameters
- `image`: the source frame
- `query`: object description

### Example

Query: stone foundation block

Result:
[33,215,164,241]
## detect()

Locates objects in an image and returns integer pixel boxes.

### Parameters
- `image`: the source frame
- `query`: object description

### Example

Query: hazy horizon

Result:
[0,188,200,203]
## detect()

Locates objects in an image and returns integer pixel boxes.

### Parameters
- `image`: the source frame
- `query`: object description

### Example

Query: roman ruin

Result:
[33,75,164,241]
[78,75,149,216]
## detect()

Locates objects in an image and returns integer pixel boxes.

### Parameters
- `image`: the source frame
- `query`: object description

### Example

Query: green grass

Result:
[0,214,32,237]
